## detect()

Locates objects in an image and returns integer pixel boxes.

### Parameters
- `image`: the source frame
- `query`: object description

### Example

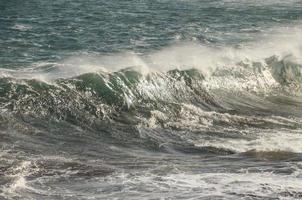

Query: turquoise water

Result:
[1,0,302,199]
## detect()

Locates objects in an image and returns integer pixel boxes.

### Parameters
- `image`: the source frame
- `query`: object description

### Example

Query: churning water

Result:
[1,0,302,199]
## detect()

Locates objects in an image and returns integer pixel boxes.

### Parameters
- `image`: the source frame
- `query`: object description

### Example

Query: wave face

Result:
[1,0,302,199]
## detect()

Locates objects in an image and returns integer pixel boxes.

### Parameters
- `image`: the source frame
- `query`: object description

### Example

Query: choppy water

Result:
[1,0,302,199]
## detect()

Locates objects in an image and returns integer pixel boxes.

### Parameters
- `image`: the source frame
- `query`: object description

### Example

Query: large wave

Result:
[1,25,302,154]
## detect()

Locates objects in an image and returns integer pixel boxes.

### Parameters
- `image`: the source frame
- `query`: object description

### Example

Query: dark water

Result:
[1,0,302,199]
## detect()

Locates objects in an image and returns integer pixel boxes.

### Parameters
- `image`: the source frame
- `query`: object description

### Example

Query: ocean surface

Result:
[1,0,302,199]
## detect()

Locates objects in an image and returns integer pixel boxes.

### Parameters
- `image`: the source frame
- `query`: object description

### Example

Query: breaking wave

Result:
[1,26,302,154]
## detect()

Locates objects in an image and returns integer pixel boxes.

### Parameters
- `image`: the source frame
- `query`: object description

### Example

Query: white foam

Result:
[161,103,302,153]
[99,168,302,199]
[194,130,302,153]
[2,161,32,196]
